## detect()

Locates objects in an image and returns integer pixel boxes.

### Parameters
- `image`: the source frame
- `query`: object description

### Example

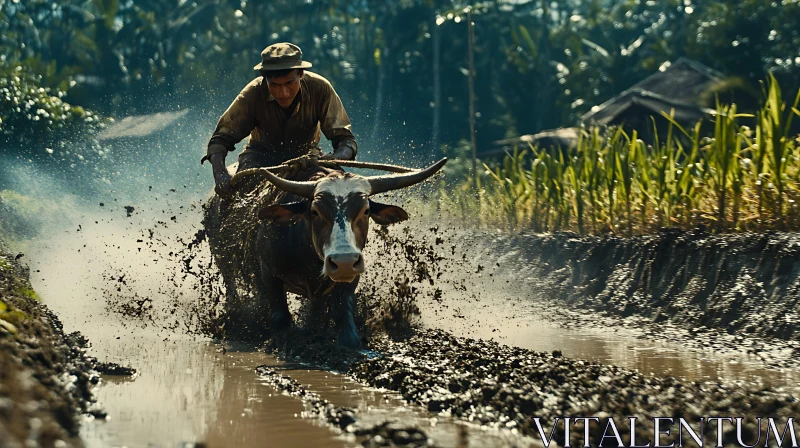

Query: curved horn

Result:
[229,160,417,187]
[322,160,416,173]
[367,158,448,196]
[260,169,317,198]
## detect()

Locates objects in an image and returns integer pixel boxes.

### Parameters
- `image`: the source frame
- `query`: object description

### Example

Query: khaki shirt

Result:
[205,71,357,163]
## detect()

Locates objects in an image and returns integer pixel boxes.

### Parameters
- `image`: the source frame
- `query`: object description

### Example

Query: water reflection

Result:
[77,335,538,448]
[422,293,800,394]
[74,336,345,448]
[204,349,345,448]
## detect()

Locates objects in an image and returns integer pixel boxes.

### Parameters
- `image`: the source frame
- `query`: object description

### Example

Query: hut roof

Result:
[581,58,722,125]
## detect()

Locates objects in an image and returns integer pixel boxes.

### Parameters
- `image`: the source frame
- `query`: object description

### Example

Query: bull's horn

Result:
[325,160,416,173]
[260,169,317,198]
[367,158,447,195]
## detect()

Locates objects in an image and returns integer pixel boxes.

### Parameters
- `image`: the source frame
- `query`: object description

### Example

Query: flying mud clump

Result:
[100,196,471,350]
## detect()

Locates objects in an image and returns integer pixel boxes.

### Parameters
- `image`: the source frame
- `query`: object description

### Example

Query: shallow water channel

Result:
[420,294,800,393]
[35,289,799,447]
[64,315,800,447]
[73,333,537,447]
[27,223,800,447]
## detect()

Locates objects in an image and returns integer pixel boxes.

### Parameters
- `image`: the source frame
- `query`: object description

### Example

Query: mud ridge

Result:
[349,329,800,447]
[472,229,800,367]
[0,251,111,447]
[255,365,437,447]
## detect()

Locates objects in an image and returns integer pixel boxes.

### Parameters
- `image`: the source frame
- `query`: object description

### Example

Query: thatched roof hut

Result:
[491,58,726,152]
[580,58,723,138]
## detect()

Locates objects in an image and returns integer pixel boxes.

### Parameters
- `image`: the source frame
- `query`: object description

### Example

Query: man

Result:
[203,42,357,197]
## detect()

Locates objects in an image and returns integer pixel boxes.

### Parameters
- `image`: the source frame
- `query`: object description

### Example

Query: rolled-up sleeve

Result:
[202,81,258,163]
[318,83,358,157]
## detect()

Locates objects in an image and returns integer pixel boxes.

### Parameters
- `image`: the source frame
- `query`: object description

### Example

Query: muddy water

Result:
[421,293,800,394]
[79,335,344,447]
[72,332,538,448]
[27,227,537,447]
[25,217,800,447]
[40,294,796,448]
[58,308,798,447]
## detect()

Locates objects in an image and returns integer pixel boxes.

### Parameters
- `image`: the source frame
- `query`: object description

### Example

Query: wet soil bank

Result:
[349,329,800,447]
[256,365,436,447]
[0,251,104,447]
[479,229,800,367]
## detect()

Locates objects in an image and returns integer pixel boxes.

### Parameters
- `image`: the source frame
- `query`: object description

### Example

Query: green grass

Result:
[0,254,37,336]
[441,75,800,234]
[0,300,27,334]
[16,285,40,302]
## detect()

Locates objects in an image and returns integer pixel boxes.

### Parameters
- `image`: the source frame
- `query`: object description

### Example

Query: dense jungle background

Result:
[3,0,800,240]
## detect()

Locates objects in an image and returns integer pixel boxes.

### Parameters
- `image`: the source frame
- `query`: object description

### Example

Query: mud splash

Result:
[99,210,800,377]
[99,208,463,349]
[99,210,226,338]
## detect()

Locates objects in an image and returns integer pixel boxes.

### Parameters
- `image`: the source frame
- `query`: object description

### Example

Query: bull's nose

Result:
[325,252,365,280]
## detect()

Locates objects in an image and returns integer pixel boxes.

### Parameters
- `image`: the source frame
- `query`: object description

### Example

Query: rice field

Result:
[441,75,800,235]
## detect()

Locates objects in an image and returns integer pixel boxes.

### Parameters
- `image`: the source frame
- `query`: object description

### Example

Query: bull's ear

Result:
[368,200,408,225]
[258,201,307,224]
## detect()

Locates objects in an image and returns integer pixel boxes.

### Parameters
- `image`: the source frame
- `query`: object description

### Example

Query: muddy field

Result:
[7,198,800,447]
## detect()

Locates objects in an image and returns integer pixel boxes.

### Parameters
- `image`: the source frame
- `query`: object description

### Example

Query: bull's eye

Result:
[364,209,370,216]
[311,210,319,218]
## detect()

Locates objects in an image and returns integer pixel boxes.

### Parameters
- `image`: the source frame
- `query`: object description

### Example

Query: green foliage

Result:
[0,304,29,334]
[0,65,104,150]
[0,261,36,337]
[440,139,478,182]
[687,1,800,89]
[446,77,800,234]
[1,0,799,160]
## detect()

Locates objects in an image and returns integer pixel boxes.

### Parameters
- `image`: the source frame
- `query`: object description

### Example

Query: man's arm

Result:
[318,83,357,160]
[203,81,258,197]
[202,82,258,165]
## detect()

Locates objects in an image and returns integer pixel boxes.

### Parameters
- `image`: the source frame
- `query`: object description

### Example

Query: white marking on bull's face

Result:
[314,176,370,281]
[316,176,371,197]
[322,216,359,265]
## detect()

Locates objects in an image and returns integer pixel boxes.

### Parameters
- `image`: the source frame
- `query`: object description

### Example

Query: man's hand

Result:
[284,153,320,176]
[320,143,356,161]
[214,170,234,198]
[209,153,234,198]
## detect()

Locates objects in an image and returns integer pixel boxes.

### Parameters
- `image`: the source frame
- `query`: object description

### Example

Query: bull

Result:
[203,158,447,348]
